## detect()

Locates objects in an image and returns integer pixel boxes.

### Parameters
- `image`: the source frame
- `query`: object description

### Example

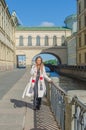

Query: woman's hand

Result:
[49,80,53,83]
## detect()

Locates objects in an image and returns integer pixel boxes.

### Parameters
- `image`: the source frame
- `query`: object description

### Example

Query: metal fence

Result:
[72,96,86,130]
[46,81,67,130]
[57,65,86,71]
[46,81,86,130]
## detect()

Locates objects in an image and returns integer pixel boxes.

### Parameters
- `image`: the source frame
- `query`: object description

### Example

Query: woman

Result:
[30,56,52,110]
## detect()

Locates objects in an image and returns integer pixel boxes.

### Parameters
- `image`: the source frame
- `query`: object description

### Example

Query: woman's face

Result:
[36,58,42,65]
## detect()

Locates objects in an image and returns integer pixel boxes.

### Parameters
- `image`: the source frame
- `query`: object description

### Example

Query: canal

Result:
[45,67,86,92]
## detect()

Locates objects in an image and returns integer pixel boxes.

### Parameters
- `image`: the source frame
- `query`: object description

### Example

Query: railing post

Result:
[72,97,86,130]
[81,114,84,130]
[74,105,78,130]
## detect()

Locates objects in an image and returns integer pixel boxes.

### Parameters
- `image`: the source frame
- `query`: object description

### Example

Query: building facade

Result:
[15,26,71,66]
[77,0,86,65]
[0,0,16,71]
[64,14,77,65]
[67,33,77,65]
[64,14,77,34]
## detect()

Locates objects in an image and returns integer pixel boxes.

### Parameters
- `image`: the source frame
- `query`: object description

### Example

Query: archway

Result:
[32,52,61,65]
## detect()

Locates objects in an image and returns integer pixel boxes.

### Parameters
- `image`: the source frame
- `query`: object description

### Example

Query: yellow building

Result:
[15,26,71,66]
[77,0,86,65]
[0,0,16,71]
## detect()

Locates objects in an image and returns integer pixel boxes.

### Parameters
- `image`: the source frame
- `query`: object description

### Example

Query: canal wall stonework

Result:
[57,68,86,81]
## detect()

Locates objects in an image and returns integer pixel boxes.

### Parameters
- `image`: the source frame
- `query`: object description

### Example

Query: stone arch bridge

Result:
[41,46,67,64]
[16,46,67,67]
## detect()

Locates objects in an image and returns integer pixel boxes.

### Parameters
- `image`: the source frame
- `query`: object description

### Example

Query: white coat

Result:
[30,64,51,97]
[22,64,51,98]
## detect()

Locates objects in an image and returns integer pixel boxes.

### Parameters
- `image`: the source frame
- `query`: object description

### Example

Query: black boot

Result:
[36,98,41,110]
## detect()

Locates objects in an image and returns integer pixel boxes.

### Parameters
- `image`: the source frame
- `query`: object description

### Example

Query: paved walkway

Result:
[0,68,60,130]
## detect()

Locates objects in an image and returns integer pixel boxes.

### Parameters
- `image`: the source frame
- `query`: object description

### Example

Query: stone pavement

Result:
[0,68,60,130]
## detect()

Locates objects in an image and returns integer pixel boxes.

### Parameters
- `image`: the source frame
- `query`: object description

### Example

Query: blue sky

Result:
[32,54,57,61]
[6,0,77,27]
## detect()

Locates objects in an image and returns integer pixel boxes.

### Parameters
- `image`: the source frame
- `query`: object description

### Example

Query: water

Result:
[45,67,86,92]
[50,72,59,77]
[57,75,86,92]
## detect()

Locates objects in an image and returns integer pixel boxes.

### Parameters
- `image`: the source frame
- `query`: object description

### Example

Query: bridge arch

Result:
[41,46,67,65]
[16,46,67,66]
[32,52,61,65]
[40,52,61,64]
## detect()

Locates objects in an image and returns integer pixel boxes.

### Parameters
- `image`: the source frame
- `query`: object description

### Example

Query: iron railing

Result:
[56,65,86,71]
[46,81,86,130]
[46,81,67,130]
[72,96,86,130]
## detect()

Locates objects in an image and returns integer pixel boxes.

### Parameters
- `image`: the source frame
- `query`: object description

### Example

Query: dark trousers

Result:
[34,82,41,108]
[33,69,42,109]
[34,97,41,108]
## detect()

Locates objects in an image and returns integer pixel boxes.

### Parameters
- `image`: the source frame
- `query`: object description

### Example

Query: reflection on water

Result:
[50,72,59,77]
[56,76,86,92]
[45,67,86,92]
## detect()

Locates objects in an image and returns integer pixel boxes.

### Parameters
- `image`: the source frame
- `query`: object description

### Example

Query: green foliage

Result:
[44,59,58,65]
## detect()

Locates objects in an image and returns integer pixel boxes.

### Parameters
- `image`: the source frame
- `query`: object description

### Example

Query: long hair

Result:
[35,56,44,72]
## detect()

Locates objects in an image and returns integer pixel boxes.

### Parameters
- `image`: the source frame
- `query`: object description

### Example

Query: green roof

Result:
[16,26,71,31]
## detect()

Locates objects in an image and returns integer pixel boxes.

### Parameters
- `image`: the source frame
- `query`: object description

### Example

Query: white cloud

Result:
[39,21,55,27]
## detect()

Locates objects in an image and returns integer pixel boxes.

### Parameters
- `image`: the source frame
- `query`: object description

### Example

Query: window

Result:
[2,8,4,29]
[53,36,57,46]
[36,36,40,46]
[2,16,3,29]
[84,34,86,45]
[79,37,81,47]
[79,53,81,64]
[19,36,23,46]
[28,36,32,46]
[61,36,65,45]
[79,2,81,14]
[84,15,86,26]
[85,52,86,63]
[79,19,81,30]
[45,36,49,46]
[84,0,86,9]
